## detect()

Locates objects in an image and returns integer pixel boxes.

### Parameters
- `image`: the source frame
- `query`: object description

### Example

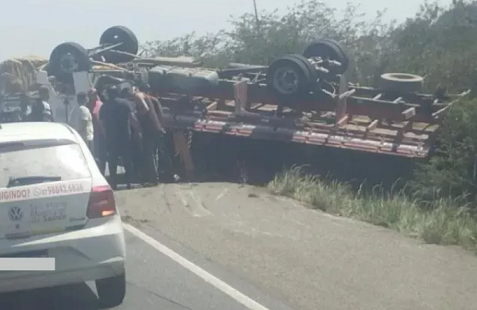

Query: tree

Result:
[142,1,394,83]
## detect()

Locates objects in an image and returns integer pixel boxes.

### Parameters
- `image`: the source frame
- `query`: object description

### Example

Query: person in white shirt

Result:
[71,92,94,151]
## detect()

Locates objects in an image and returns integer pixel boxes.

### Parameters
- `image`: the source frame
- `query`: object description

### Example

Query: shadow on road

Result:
[0,283,100,310]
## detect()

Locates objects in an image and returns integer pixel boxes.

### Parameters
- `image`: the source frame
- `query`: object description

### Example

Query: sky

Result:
[0,0,452,60]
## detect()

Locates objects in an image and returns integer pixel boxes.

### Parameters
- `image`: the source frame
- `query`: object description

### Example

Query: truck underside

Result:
[0,26,469,182]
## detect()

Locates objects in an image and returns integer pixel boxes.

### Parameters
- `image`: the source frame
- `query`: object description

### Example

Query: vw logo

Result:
[8,206,23,221]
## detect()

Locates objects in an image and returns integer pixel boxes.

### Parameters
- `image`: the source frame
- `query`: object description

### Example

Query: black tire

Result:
[95,273,126,308]
[287,54,319,85]
[100,26,139,64]
[380,73,423,93]
[303,39,349,74]
[322,39,349,74]
[266,54,313,100]
[47,42,91,82]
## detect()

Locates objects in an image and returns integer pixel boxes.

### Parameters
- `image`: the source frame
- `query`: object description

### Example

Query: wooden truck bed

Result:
[155,77,467,158]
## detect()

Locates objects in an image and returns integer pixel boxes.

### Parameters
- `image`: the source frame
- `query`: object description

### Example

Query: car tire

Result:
[96,272,126,308]
[303,39,349,74]
[100,26,139,64]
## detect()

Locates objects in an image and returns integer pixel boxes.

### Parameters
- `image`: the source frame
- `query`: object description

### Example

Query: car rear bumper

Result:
[0,215,126,294]
[0,258,124,294]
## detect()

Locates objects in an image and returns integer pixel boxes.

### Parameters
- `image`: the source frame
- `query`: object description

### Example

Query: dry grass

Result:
[268,166,477,251]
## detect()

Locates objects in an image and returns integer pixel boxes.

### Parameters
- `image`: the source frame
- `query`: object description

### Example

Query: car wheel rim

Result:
[272,67,299,95]
[59,53,79,74]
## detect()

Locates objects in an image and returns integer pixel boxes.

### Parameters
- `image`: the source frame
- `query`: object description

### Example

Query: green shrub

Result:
[412,98,477,202]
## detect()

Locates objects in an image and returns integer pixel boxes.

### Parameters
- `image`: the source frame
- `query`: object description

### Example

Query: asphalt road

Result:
[3,182,477,310]
[117,182,477,310]
[0,227,292,310]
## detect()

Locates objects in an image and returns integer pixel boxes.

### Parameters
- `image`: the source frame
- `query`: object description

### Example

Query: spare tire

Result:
[303,39,349,74]
[47,42,91,83]
[380,73,423,93]
[99,26,139,64]
[266,54,314,100]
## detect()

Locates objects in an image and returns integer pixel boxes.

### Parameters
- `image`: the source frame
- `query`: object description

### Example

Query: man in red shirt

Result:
[88,88,107,175]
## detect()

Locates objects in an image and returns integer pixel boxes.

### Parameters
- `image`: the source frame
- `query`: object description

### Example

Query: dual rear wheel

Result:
[266,39,349,99]
[266,39,424,98]
[47,26,139,83]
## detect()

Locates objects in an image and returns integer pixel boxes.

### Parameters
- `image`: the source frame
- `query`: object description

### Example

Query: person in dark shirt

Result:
[99,85,142,190]
[137,83,175,183]
[29,86,53,122]
[119,86,143,178]
[19,93,31,121]
[122,85,165,186]
[137,83,166,131]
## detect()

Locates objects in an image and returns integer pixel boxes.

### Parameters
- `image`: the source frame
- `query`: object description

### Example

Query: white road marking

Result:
[123,223,271,310]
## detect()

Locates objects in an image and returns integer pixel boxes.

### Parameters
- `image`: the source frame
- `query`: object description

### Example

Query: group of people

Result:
[17,86,55,122]
[71,84,169,190]
[14,83,170,190]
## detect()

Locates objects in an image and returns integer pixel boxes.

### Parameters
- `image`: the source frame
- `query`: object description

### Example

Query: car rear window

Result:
[0,143,91,188]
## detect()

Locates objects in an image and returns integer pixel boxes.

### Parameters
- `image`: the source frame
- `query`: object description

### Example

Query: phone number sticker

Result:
[47,183,84,195]
[32,183,85,197]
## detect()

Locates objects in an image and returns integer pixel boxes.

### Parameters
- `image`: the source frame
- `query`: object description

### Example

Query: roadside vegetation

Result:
[145,0,477,250]
[269,166,477,251]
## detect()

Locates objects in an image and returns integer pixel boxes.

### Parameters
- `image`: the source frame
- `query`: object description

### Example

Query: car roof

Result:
[0,122,78,144]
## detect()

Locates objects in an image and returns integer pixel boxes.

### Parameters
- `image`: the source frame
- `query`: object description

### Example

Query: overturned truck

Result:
[1,26,469,179]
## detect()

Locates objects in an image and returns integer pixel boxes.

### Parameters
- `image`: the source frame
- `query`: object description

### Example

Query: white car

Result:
[0,121,126,307]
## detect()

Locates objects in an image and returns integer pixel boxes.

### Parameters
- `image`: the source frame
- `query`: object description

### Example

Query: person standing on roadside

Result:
[70,92,94,150]
[30,86,53,122]
[119,86,142,178]
[100,85,142,190]
[138,84,165,129]
[137,83,175,182]
[87,88,107,175]
[19,93,31,121]
[123,86,164,186]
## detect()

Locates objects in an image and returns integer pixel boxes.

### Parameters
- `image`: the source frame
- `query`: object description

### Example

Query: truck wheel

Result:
[100,26,139,64]
[288,54,319,85]
[95,273,126,308]
[47,42,91,82]
[380,73,424,93]
[266,54,313,100]
[303,39,349,74]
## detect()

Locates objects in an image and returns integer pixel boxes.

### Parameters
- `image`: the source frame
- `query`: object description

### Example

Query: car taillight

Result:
[87,185,117,219]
